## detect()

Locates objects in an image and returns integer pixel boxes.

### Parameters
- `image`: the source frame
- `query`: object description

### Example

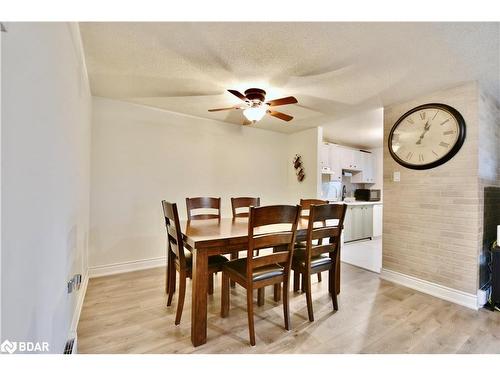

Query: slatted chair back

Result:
[305,203,347,262]
[246,205,300,282]
[231,197,261,218]
[186,197,221,220]
[299,198,328,218]
[162,201,186,266]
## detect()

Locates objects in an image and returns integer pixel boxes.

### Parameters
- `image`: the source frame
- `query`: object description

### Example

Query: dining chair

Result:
[220,204,300,346]
[230,197,261,288]
[186,197,221,220]
[162,200,228,325]
[230,197,261,260]
[292,203,347,322]
[298,198,328,284]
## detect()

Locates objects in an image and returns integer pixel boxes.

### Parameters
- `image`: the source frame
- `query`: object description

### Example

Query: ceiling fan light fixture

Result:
[243,105,267,122]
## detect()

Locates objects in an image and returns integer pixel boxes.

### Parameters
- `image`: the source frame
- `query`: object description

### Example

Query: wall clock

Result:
[388,103,466,170]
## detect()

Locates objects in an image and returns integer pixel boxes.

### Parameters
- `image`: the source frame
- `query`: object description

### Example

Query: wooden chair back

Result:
[186,197,221,220]
[305,203,347,262]
[231,197,261,218]
[299,198,328,218]
[162,201,186,266]
[246,205,300,282]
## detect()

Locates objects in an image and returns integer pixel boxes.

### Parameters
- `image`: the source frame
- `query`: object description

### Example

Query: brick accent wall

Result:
[383,82,482,294]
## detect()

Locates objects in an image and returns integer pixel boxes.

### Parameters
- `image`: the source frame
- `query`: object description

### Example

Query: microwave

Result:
[354,189,381,202]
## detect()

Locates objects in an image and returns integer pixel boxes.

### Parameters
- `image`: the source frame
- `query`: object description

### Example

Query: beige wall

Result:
[1,23,91,351]
[286,127,321,203]
[90,97,289,268]
[383,82,481,294]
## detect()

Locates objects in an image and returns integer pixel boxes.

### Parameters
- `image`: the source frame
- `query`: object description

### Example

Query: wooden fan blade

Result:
[266,96,298,107]
[227,89,247,102]
[208,106,241,112]
[268,110,293,122]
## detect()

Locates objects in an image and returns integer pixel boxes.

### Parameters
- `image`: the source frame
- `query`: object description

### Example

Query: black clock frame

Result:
[388,103,466,170]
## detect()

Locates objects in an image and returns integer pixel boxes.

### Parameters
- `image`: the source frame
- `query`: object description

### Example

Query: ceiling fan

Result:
[208,88,298,125]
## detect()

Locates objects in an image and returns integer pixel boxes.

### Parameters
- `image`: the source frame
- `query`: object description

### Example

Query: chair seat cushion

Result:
[223,258,284,282]
[293,249,333,269]
[183,251,228,268]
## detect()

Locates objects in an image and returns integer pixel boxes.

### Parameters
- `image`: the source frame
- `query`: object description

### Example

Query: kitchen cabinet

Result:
[343,205,373,242]
[320,142,330,172]
[328,144,342,182]
[320,143,342,182]
[340,147,363,171]
[351,151,375,184]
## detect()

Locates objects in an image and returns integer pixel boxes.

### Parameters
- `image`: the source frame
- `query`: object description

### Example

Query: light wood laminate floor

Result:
[78,263,500,353]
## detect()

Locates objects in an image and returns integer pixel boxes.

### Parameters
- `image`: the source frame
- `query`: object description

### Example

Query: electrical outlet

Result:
[393,171,400,182]
[67,274,83,294]
[74,274,82,290]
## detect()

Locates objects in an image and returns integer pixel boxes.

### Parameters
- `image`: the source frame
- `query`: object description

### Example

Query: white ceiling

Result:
[80,22,499,148]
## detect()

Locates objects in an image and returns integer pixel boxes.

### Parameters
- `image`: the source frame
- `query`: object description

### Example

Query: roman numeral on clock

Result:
[406,151,413,160]
[439,141,449,148]
[407,118,414,124]
[420,112,426,120]
[419,154,424,162]
[443,130,455,135]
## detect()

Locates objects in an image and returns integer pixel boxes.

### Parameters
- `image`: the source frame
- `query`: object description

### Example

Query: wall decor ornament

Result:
[292,154,305,182]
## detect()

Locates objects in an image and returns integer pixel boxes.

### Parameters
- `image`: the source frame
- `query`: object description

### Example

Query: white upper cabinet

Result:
[352,151,375,183]
[320,142,331,172]
[328,144,342,182]
[340,147,362,171]
[321,143,376,184]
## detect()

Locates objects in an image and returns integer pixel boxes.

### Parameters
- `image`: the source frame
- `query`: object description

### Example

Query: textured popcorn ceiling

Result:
[80,22,499,148]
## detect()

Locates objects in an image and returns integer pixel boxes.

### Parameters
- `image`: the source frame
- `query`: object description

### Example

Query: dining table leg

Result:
[191,247,208,347]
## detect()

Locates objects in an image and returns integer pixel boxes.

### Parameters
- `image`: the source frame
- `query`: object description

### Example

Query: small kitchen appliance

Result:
[354,189,381,202]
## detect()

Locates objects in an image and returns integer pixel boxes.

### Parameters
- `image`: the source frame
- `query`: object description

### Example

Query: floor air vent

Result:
[64,337,76,354]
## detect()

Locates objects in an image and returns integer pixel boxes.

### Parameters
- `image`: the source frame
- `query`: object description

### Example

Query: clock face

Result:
[388,103,466,170]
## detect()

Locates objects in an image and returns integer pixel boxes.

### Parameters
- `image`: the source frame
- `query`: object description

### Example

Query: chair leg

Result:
[301,274,306,293]
[208,273,214,295]
[274,283,281,302]
[305,272,314,322]
[221,272,230,317]
[283,278,291,330]
[293,270,300,292]
[246,289,256,346]
[230,252,238,288]
[167,267,176,306]
[329,267,338,311]
[317,272,322,282]
[174,271,186,325]
[257,287,265,306]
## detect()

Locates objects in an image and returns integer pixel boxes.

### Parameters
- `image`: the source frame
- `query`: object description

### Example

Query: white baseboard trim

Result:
[380,268,478,310]
[69,269,89,333]
[88,256,167,278]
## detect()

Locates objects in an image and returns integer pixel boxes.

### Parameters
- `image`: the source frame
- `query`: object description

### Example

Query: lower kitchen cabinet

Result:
[343,205,373,242]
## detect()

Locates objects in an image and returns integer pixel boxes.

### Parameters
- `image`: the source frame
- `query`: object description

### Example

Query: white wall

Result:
[286,127,322,202]
[1,23,91,352]
[368,146,384,197]
[89,97,289,268]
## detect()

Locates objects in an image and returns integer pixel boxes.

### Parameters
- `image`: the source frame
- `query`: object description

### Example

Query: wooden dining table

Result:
[177,217,341,347]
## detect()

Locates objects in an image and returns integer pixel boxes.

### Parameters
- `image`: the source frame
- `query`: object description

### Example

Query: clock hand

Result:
[416,120,431,145]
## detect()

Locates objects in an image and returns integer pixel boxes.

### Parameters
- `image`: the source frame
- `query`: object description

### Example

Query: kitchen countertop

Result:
[328,200,383,206]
